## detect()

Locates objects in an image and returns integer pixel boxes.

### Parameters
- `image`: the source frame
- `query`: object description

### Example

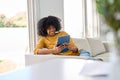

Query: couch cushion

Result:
[95,52,109,62]
[72,38,91,54]
[87,38,106,56]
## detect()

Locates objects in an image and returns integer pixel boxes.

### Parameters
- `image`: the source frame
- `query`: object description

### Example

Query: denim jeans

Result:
[79,50,90,57]
[79,50,98,60]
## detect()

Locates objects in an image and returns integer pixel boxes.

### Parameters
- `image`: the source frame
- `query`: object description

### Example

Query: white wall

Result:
[36,0,64,24]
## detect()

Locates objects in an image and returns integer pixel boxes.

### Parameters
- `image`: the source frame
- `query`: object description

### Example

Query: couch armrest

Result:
[25,54,56,66]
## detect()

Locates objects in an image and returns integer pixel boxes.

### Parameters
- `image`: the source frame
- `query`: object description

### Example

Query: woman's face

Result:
[47,25,56,36]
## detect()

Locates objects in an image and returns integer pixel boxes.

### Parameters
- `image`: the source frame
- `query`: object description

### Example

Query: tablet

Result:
[57,35,70,52]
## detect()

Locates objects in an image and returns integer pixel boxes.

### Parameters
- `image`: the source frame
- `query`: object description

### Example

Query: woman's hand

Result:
[52,45,65,54]
[63,42,78,53]
[62,42,73,50]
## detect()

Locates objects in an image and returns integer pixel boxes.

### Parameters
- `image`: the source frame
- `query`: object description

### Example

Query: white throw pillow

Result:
[72,38,91,54]
[87,38,106,56]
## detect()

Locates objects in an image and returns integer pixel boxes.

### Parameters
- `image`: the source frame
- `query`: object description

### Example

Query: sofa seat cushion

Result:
[95,52,109,61]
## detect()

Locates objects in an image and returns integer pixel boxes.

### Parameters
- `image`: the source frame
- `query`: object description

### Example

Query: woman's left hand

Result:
[63,42,78,53]
[62,42,73,50]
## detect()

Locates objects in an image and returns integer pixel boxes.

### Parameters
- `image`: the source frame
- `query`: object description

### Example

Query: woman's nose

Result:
[50,28,55,31]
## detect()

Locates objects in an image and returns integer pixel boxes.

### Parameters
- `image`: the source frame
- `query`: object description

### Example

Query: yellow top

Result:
[34,31,79,56]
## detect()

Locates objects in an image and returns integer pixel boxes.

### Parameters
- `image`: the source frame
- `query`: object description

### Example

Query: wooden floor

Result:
[0,60,24,73]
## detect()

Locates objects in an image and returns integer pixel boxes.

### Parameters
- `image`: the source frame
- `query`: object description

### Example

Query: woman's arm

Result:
[37,48,55,54]
[37,45,65,54]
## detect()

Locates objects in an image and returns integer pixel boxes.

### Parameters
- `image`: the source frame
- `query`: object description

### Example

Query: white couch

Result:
[25,38,110,66]
[73,38,110,62]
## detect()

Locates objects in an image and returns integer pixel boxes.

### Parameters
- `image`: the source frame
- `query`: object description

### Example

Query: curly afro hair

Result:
[37,16,62,36]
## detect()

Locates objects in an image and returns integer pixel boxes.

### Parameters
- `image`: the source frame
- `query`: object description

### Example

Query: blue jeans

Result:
[79,50,98,60]
[79,50,90,57]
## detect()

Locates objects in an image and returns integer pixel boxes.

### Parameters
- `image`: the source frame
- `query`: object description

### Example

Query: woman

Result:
[34,16,79,56]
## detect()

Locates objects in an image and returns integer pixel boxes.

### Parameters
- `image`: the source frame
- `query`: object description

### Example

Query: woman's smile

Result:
[47,26,56,36]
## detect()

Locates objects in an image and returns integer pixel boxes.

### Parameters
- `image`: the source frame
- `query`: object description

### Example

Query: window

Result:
[86,0,99,38]
[0,0,28,70]
[64,0,99,38]
[64,0,84,38]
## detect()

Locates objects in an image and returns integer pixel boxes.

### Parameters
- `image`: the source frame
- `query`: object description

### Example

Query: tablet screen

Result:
[57,35,70,52]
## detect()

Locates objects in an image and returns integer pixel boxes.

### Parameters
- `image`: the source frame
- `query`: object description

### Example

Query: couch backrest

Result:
[72,38,107,57]
[72,38,91,53]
